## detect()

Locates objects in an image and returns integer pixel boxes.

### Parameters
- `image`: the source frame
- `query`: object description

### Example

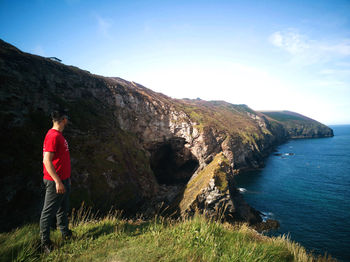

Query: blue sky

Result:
[1,0,350,124]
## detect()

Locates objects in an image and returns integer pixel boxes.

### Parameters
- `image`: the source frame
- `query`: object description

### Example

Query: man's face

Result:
[63,116,69,127]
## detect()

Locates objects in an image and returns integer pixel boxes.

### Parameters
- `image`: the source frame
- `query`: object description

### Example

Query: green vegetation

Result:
[261,111,307,122]
[179,153,230,213]
[0,206,336,262]
[69,126,156,212]
[261,111,333,138]
[176,100,259,133]
[173,99,273,150]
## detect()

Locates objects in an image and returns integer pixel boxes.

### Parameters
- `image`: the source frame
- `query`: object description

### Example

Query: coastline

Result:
[234,127,349,261]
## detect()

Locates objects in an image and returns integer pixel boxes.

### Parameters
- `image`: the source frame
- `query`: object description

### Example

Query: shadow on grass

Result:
[79,220,156,240]
[82,223,116,239]
[0,237,41,262]
[121,221,153,236]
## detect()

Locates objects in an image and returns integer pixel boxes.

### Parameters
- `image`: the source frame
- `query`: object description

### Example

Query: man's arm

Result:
[43,152,65,194]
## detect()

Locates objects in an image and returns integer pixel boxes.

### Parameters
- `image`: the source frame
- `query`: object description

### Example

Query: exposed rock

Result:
[178,153,262,224]
[253,219,280,232]
[0,40,159,230]
[260,111,334,138]
[0,39,334,231]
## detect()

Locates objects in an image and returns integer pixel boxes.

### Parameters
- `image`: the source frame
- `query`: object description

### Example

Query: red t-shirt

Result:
[43,129,71,181]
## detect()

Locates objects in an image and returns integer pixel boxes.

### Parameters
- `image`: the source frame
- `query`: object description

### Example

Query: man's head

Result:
[51,110,69,130]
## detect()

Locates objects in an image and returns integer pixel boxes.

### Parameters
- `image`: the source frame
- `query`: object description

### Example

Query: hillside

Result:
[0,210,336,262]
[260,111,334,138]
[0,39,333,232]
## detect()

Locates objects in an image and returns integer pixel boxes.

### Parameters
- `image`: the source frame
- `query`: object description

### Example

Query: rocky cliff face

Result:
[261,111,334,138]
[0,40,158,230]
[0,39,333,231]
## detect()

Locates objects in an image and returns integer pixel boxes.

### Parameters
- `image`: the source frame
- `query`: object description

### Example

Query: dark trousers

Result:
[40,178,71,244]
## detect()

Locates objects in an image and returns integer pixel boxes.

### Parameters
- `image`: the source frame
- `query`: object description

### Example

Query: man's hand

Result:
[43,151,66,194]
[56,181,66,194]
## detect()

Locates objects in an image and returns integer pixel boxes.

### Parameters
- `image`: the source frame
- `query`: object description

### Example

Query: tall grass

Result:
[0,205,336,262]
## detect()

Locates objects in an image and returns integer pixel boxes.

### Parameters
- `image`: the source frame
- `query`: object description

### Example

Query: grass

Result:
[0,205,337,262]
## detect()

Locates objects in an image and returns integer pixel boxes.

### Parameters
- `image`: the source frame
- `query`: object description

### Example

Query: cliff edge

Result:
[0,39,333,231]
[260,111,333,138]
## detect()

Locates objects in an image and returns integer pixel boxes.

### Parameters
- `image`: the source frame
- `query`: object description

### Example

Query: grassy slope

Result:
[260,111,333,138]
[259,111,313,122]
[0,208,336,262]
[176,100,266,136]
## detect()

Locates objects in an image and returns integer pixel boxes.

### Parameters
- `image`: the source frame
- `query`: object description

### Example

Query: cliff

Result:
[0,39,333,231]
[260,111,334,138]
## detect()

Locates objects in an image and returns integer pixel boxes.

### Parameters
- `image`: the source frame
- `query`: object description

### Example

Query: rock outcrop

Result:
[178,153,262,224]
[260,111,334,138]
[0,39,333,231]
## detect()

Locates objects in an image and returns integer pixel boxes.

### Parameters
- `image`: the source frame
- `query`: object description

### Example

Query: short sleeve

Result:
[44,133,58,152]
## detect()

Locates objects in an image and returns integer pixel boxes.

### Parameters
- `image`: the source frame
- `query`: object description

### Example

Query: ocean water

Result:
[235,125,350,262]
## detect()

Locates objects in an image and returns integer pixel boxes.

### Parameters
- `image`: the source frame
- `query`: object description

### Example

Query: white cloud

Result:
[336,61,350,67]
[320,68,350,76]
[313,79,347,88]
[319,40,350,56]
[269,32,283,47]
[319,69,336,75]
[269,30,310,55]
[269,29,350,65]
[96,15,112,37]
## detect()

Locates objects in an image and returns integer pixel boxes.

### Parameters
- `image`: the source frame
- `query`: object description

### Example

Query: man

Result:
[40,110,72,253]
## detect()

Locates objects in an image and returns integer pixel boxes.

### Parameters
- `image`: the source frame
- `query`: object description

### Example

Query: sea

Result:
[235,125,350,262]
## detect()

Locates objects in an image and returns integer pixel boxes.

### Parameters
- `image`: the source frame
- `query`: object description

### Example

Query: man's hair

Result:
[51,109,68,122]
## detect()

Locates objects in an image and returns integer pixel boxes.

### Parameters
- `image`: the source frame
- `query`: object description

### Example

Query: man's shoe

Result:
[41,241,53,254]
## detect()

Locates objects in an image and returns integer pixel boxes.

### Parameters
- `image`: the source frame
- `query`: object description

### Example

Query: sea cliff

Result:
[0,39,333,231]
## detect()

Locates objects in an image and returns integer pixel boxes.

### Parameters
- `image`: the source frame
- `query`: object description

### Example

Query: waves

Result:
[260,211,275,222]
[238,187,247,193]
[235,125,350,261]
